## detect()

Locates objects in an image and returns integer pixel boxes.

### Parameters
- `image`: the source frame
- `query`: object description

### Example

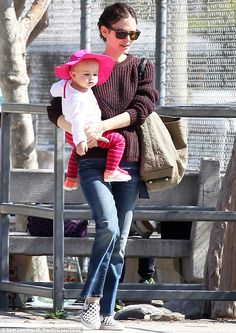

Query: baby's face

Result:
[70,59,99,90]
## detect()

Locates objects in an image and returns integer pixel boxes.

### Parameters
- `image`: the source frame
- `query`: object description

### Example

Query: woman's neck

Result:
[103,49,127,63]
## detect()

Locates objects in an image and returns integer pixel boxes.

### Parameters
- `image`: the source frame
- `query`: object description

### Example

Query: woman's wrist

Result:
[102,112,131,132]
[101,121,108,133]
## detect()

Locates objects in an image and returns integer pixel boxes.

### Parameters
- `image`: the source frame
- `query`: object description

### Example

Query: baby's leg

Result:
[98,132,131,182]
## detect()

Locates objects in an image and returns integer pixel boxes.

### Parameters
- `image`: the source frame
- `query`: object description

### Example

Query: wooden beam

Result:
[9,234,191,258]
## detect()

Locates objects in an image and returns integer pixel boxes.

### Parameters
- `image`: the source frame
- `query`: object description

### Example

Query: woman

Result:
[47,2,159,331]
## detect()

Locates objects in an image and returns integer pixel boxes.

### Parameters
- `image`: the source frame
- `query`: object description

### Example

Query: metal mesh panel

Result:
[27,0,236,172]
[29,0,81,52]
[28,52,73,152]
[165,0,236,105]
[165,0,236,171]
[28,0,157,152]
[90,0,156,59]
[28,0,82,153]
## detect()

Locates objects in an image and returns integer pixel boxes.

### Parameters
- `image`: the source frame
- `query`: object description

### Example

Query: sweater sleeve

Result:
[47,97,63,127]
[126,60,159,126]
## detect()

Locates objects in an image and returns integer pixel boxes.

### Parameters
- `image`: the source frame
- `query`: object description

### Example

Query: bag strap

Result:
[137,57,151,199]
[138,57,148,81]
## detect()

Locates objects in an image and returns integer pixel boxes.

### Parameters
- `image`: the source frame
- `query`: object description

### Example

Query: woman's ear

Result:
[100,25,109,40]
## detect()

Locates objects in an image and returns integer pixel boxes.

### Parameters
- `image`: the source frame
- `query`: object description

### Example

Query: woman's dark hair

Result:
[98,2,138,41]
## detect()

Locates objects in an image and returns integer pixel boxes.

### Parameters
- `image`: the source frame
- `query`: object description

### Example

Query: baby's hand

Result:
[76,142,88,156]
[85,123,109,146]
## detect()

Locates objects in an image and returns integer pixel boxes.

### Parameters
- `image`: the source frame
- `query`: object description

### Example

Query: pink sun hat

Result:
[55,49,115,85]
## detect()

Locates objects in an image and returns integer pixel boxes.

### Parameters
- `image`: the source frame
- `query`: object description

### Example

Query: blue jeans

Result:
[78,158,140,316]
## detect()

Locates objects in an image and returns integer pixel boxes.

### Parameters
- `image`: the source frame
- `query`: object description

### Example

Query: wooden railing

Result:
[1,103,236,311]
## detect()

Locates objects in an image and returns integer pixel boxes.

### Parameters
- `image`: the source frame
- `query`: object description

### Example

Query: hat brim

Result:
[55,53,114,85]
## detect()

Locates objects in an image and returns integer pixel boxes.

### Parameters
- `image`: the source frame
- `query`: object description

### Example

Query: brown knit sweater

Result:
[47,54,159,162]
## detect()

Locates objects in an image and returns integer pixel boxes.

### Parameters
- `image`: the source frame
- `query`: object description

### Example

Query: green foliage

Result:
[44,310,67,319]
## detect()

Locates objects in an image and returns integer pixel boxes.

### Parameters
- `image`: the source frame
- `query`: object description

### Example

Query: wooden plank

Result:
[2,103,47,115]
[9,169,199,206]
[2,280,236,301]
[3,202,236,222]
[9,234,191,258]
[159,105,236,118]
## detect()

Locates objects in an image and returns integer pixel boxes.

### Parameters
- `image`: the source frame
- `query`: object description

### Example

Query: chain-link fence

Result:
[28,0,236,172]
[164,0,236,170]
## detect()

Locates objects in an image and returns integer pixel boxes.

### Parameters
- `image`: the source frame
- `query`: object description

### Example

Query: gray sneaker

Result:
[100,316,124,331]
[80,300,101,330]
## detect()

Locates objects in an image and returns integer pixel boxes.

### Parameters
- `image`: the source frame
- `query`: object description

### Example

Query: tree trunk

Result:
[0,1,51,301]
[0,2,38,168]
[212,222,236,318]
[203,136,236,318]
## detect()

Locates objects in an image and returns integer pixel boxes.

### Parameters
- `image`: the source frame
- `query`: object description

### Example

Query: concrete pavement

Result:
[0,307,236,333]
[0,320,236,333]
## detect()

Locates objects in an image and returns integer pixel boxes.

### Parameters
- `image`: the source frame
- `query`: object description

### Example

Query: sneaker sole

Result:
[104,177,131,182]
[80,314,101,330]
[63,186,78,191]
[100,323,124,331]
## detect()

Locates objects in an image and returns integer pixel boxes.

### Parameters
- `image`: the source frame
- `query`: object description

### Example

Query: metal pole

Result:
[156,0,167,106]
[0,110,11,309]
[53,126,65,311]
[80,0,91,50]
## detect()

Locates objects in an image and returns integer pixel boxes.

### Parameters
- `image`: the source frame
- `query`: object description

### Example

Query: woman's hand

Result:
[85,123,109,148]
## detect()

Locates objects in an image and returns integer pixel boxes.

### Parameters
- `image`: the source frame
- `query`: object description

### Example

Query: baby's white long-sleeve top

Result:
[50,79,102,145]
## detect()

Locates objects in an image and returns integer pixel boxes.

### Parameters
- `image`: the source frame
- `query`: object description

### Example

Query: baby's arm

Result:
[70,103,109,147]
[69,99,87,146]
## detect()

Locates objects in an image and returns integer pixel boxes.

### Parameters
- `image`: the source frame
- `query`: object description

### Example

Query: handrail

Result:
[2,102,236,118]
[1,102,236,311]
